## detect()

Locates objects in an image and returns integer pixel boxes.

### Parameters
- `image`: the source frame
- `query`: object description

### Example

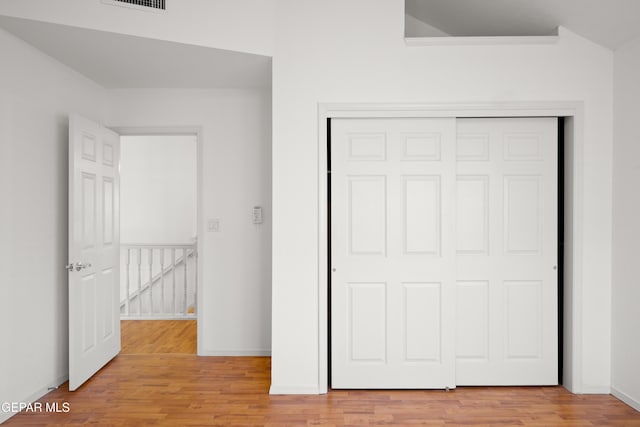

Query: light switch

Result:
[207,219,220,232]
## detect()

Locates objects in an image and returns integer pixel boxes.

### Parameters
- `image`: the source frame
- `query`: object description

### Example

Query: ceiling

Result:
[0,15,271,89]
[2,2,637,89]
[405,0,640,50]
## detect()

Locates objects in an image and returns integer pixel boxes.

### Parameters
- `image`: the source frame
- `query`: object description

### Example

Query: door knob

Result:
[65,262,92,272]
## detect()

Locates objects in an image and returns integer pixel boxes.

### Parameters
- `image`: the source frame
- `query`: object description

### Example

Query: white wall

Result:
[120,135,197,244]
[106,88,272,355]
[270,0,613,393]
[612,35,640,411]
[0,27,105,423]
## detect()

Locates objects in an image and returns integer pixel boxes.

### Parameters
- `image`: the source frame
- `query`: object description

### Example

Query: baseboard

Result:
[611,387,640,412]
[120,316,196,321]
[198,349,271,356]
[0,374,68,424]
[269,384,321,395]
[0,411,12,424]
[580,385,612,394]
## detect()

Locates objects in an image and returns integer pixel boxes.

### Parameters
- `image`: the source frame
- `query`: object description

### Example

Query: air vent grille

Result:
[112,0,165,10]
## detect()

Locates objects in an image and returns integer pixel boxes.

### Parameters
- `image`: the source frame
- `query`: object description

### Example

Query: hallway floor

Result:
[120,320,197,354]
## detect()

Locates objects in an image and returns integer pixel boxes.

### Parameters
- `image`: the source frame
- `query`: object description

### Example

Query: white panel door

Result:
[455,117,558,385]
[68,114,120,391]
[331,118,456,389]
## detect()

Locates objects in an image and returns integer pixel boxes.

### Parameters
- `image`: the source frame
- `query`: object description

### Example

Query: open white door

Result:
[68,114,120,391]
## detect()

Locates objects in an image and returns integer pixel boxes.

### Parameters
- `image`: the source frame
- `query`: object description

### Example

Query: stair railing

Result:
[120,241,197,319]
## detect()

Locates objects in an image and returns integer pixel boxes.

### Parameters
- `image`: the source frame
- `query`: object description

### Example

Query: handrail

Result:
[122,242,195,248]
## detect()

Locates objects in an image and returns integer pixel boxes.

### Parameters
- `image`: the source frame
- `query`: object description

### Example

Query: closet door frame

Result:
[317,101,584,394]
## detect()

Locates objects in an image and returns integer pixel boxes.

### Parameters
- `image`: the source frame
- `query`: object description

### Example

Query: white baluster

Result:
[148,248,153,315]
[160,248,165,315]
[125,248,131,316]
[183,248,188,315]
[172,249,177,315]
[193,244,198,316]
[137,248,142,316]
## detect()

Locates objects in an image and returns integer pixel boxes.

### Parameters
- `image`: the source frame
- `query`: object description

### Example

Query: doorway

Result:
[118,133,199,355]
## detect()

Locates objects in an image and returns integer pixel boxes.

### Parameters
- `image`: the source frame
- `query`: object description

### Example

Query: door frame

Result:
[317,102,584,394]
[110,125,204,355]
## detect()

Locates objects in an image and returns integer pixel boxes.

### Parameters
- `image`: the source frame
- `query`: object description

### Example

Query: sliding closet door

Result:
[331,118,457,389]
[455,117,558,385]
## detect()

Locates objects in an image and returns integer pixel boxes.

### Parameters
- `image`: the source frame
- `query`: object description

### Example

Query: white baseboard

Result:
[269,385,321,395]
[0,412,12,424]
[579,385,611,394]
[612,387,640,412]
[198,349,271,356]
[120,316,196,321]
[0,374,68,424]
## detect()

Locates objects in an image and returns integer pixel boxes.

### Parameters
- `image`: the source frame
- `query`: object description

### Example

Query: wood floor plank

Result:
[3,356,640,426]
[120,320,196,354]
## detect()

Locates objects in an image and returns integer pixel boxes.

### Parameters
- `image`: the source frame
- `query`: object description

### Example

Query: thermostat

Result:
[252,206,263,224]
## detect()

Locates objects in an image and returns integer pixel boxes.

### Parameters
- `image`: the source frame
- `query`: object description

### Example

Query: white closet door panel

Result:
[331,118,456,389]
[455,117,558,386]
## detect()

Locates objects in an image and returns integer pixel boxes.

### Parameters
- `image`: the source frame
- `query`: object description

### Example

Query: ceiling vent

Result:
[103,0,166,11]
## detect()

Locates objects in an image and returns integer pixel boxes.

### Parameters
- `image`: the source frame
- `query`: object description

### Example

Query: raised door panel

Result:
[349,176,387,256]
[456,176,489,255]
[401,133,441,161]
[457,133,490,161]
[504,133,542,161]
[81,173,97,250]
[100,267,116,340]
[103,178,115,246]
[348,133,386,161]
[348,283,387,363]
[81,274,97,353]
[504,176,541,254]
[456,281,489,361]
[402,283,441,363]
[504,281,542,360]
[403,176,441,255]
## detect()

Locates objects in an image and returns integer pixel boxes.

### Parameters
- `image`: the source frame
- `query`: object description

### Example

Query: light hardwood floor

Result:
[4,355,640,426]
[120,320,196,354]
